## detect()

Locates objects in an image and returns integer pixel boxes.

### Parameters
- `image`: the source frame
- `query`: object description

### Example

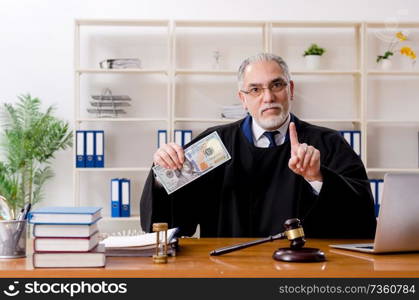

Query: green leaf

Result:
[303,43,326,57]
[0,94,73,213]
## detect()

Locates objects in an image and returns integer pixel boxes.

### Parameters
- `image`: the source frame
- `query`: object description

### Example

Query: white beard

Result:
[252,103,290,130]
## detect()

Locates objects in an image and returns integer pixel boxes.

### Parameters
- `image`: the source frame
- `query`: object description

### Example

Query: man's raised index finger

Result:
[289,122,300,148]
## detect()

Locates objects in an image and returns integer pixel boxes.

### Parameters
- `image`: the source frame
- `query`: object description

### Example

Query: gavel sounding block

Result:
[273,247,326,262]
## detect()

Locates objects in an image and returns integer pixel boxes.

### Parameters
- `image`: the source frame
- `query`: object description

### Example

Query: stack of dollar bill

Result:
[153,132,231,194]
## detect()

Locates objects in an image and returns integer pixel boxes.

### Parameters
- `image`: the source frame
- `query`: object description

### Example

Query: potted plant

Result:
[376,51,394,70]
[376,31,416,70]
[303,43,326,70]
[0,94,73,218]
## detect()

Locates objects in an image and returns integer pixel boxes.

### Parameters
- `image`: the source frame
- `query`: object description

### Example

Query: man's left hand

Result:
[288,122,323,182]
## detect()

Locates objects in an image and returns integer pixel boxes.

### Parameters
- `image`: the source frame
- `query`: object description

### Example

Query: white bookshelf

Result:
[73,19,419,225]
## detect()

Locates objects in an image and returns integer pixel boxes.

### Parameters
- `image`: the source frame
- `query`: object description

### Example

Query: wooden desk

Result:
[1,238,419,278]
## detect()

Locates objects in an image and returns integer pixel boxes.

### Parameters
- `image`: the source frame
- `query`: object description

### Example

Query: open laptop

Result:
[329,173,419,253]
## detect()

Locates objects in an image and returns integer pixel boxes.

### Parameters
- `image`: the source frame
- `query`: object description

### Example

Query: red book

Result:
[33,231,100,252]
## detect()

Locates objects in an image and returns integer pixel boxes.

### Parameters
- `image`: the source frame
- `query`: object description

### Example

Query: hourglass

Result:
[152,223,168,264]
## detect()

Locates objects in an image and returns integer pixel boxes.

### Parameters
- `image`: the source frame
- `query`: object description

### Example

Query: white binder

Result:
[352,131,361,156]
[158,130,167,148]
[85,131,95,168]
[174,130,183,146]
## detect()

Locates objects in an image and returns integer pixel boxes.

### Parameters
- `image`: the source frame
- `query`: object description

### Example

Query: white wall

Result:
[0,0,418,210]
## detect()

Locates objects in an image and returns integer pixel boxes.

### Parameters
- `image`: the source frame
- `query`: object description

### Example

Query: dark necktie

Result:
[263,131,280,148]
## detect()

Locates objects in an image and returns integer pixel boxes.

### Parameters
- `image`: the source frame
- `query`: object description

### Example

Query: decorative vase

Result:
[379,59,392,70]
[400,57,416,70]
[304,55,321,70]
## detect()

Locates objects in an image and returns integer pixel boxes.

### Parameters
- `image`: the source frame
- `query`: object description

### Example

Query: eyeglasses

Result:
[240,80,288,97]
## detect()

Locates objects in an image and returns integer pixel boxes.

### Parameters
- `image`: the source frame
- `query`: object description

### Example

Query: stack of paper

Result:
[88,88,131,118]
[102,228,178,257]
[220,104,247,119]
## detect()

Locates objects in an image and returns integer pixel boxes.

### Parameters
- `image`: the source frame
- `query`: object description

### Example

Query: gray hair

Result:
[237,53,291,89]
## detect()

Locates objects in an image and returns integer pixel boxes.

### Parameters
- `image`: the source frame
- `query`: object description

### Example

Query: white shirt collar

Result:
[251,114,291,147]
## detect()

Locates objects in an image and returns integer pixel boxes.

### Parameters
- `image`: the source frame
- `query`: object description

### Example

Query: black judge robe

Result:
[140,115,377,238]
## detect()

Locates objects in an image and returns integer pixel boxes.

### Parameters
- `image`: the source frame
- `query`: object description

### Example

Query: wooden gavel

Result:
[210,218,306,256]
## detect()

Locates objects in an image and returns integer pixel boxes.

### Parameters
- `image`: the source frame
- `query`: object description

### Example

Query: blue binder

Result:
[339,130,361,156]
[85,131,95,168]
[120,178,131,217]
[369,179,383,218]
[376,179,384,217]
[111,178,121,217]
[157,130,167,148]
[76,131,86,168]
[182,130,192,146]
[94,130,104,168]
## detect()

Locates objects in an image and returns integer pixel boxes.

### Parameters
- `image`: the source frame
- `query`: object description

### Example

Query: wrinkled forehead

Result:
[242,60,287,86]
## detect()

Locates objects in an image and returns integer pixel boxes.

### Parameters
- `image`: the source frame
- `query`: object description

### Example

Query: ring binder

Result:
[76,131,86,168]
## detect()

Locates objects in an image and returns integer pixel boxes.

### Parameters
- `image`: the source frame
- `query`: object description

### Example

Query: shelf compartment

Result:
[366,76,419,121]
[77,69,168,75]
[77,118,168,123]
[174,25,265,70]
[78,73,169,120]
[367,124,419,170]
[76,167,150,172]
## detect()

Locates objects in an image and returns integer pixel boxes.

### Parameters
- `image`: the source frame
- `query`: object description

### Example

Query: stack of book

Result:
[28,207,105,268]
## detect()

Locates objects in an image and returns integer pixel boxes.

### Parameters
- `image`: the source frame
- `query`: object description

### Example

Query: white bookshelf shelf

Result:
[76,118,167,123]
[305,119,361,123]
[367,70,419,76]
[175,20,266,27]
[367,120,419,125]
[76,19,169,27]
[174,118,239,123]
[366,22,419,28]
[76,167,150,172]
[271,21,361,28]
[291,70,361,75]
[367,168,419,173]
[76,68,168,75]
[175,69,236,75]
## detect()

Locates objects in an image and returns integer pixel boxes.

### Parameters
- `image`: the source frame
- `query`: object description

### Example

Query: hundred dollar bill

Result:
[152,131,231,194]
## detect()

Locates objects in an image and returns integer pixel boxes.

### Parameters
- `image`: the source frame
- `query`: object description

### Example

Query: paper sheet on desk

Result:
[102,228,178,248]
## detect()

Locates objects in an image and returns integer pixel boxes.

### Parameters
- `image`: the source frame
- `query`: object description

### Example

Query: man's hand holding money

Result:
[152,132,231,194]
[153,142,185,170]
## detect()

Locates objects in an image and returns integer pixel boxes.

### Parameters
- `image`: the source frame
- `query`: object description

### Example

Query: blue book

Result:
[120,178,131,217]
[28,207,102,225]
[111,178,121,217]
[94,130,104,168]
[76,131,86,168]
[85,131,95,168]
